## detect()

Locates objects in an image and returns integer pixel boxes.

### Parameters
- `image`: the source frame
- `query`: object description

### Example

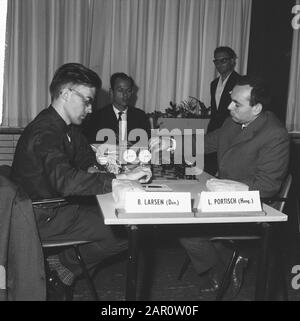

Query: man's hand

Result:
[91,143,122,174]
[87,165,100,173]
[149,136,176,153]
[91,143,118,164]
[116,165,152,183]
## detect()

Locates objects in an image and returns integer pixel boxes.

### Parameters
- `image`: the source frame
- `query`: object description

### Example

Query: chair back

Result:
[272,174,292,212]
[0,166,46,300]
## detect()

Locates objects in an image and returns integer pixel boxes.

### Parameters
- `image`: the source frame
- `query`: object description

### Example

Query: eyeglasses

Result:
[69,88,94,107]
[213,57,231,65]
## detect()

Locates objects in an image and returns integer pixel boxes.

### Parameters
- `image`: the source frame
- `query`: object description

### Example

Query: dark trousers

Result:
[34,203,128,276]
[176,223,260,275]
[179,236,231,274]
[204,153,218,176]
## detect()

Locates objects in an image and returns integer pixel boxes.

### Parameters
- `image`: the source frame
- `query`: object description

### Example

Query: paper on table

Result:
[206,178,249,192]
[112,179,145,208]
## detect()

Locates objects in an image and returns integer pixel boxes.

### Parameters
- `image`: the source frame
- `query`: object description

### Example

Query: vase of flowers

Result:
[147,97,210,129]
[165,96,210,118]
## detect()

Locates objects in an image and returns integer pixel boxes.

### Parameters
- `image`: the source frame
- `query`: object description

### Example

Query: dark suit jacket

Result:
[207,71,240,132]
[0,166,46,301]
[11,106,114,200]
[205,111,290,198]
[82,104,150,144]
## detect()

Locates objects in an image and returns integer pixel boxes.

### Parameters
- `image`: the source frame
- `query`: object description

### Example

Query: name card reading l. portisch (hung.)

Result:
[124,192,192,213]
[198,191,262,212]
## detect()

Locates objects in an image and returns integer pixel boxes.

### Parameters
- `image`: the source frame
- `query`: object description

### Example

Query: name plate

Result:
[198,191,262,212]
[124,192,192,213]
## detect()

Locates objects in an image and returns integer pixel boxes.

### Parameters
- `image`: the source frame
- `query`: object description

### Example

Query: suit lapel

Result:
[126,107,134,133]
[218,72,236,111]
[211,78,218,94]
[107,104,119,133]
[223,113,266,152]
[227,125,255,148]
[211,79,218,112]
[108,104,118,122]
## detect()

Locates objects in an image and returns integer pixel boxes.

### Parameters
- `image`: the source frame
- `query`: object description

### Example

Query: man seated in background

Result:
[82,72,150,145]
[205,46,241,175]
[11,63,151,300]
[179,75,290,296]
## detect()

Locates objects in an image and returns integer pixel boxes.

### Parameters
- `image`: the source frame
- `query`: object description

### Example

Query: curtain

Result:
[89,0,252,112]
[286,0,300,132]
[3,0,93,126]
[2,0,252,127]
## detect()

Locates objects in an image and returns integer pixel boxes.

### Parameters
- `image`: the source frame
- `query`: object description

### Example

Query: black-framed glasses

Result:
[213,57,231,65]
[69,88,94,107]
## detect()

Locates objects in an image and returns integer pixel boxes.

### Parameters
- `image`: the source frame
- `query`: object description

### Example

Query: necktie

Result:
[66,125,72,142]
[66,125,75,158]
[118,111,123,121]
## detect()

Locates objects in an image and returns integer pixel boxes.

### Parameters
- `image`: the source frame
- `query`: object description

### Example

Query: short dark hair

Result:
[214,46,237,59]
[110,72,134,89]
[49,63,102,101]
[236,75,271,109]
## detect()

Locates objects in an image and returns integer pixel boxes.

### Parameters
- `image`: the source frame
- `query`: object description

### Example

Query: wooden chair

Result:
[32,198,99,301]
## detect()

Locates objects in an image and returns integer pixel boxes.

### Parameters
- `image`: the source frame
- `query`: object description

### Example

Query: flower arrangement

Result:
[165,96,210,118]
[147,96,210,128]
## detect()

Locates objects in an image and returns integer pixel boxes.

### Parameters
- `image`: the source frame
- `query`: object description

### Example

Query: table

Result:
[96,172,287,300]
[157,117,210,134]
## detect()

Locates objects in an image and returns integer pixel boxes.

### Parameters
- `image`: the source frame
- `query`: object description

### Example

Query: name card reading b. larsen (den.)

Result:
[198,191,262,212]
[124,192,192,213]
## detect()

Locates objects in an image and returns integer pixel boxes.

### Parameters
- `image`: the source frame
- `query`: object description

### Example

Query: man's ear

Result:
[61,88,70,102]
[252,103,262,115]
[231,57,237,68]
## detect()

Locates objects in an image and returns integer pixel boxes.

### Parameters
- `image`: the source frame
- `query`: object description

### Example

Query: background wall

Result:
[2,0,252,127]
[247,0,294,122]
[1,0,296,127]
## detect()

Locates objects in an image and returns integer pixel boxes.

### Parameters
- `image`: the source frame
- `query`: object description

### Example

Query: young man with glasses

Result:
[11,63,151,300]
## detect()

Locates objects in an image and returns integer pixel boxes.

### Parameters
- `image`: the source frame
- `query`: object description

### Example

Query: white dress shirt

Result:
[215,72,232,109]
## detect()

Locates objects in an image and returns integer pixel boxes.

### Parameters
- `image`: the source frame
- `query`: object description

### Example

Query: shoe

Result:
[46,270,74,301]
[198,269,220,293]
[199,278,219,293]
[227,256,249,299]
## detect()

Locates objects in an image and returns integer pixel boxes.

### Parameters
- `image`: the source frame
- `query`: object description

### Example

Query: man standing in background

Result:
[205,46,241,174]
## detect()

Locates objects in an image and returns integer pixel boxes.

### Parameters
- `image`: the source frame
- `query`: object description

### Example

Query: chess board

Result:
[152,165,196,180]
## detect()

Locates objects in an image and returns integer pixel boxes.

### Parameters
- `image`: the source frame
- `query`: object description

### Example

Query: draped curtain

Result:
[3,0,93,126]
[286,0,300,132]
[2,0,252,127]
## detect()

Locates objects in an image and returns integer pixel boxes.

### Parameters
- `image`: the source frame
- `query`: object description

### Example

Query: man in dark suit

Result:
[11,63,151,300]
[83,72,150,146]
[208,47,241,132]
[180,76,290,296]
[205,46,241,174]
